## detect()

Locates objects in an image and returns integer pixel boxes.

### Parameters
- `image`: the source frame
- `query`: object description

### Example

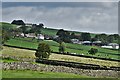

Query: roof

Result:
[11,20,25,25]
[108,43,119,46]
[82,41,91,43]
[93,41,102,43]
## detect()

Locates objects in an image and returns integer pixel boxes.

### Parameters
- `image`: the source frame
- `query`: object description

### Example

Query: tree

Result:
[19,25,28,37]
[56,29,71,43]
[113,34,119,40]
[56,29,65,37]
[34,23,44,36]
[88,48,98,55]
[70,32,76,39]
[81,33,91,41]
[59,42,65,53]
[2,29,11,44]
[95,34,108,44]
[12,28,22,38]
[99,34,108,44]
[35,43,51,59]
[107,35,114,43]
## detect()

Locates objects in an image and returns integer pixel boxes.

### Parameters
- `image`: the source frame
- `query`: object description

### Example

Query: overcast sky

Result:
[2,1,119,34]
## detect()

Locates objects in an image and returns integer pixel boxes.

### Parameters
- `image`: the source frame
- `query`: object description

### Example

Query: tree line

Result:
[55,29,119,44]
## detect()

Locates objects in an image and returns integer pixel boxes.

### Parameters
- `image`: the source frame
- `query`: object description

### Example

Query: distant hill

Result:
[41,27,96,38]
[0,22,117,38]
[0,22,17,30]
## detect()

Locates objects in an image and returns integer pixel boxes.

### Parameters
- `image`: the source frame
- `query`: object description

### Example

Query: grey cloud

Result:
[2,2,118,34]
[2,0,119,2]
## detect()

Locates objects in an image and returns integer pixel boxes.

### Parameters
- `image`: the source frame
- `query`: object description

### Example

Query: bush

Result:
[59,42,65,53]
[35,43,51,59]
[88,48,98,55]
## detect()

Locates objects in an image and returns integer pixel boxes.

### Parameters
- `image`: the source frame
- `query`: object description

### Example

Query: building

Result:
[108,43,119,49]
[25,33,36,38]
[101,43,119,49]
[82,41,92,45]
[71,39,80,44]
[11,20,25,25]
[92,41,102,46]
[37,34,44,40]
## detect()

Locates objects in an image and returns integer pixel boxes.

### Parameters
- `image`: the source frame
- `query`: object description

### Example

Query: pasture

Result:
[2,70,89,78]
[2,46,120,67]
[5,38,120,61]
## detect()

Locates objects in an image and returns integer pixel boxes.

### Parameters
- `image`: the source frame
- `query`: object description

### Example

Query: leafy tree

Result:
[56,29,65,37]
[95,34,108,44]
[107,35,114,43]
[70,32,80,39]
[35,43,51,59]
[91,38,97,42]
[34,23,44,36]
[113,34,119,40]
[59,42,65,53]
[56,29,71,43]
[88,48,98,55]
[12,28,22,38]
[81,33,91,41]
[99,34,108,44]
[2,29,11,44]
[19,25,28,36]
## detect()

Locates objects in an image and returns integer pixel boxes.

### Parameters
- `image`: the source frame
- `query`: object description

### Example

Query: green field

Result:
[2,46,119,67]
[1,46,120,79]
[0,22,17,29]
[2,70,120,79]
[5,38,119,60]
[41,27,96,37]
[2,70,89,78]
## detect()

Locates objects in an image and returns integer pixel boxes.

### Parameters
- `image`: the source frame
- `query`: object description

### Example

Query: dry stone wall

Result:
[2,62,120,78]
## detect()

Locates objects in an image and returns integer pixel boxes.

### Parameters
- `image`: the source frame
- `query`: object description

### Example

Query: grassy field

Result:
[41,28,58,36]
[49,54,119,67]
[0,22,17,29]
[2,70,89,78]
[2,70,120,79]
[2,46,120,67]
[41,27,96,37]
[2,46,36,58]
[5,38,119,60]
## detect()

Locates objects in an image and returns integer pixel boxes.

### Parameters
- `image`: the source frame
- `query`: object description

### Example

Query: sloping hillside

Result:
[0,22,17,29]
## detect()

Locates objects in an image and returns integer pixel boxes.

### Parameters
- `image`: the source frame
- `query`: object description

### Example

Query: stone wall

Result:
[2,62,120,78]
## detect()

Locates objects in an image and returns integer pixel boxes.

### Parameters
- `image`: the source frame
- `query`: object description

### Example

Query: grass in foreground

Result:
[2,70,89,78]
[2,70,120,80]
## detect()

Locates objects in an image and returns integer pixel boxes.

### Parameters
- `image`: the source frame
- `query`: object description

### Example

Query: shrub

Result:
[88,48,98,55]
[35,43,51,59]
[59,42,65,53]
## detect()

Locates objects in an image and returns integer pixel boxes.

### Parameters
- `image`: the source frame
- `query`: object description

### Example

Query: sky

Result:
[1,1,119,34]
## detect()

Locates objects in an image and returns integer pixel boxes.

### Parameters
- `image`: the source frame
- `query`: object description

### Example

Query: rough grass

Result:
[49,54,120,67]
[2,70,89,78]
[2,46,120,67]
[2,46,36,58]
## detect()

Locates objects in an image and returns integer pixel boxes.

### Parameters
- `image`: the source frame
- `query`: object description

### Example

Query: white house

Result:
[25,33,36,38]
[71,39,79,44]
[37,34,44,40]
[82,41,92,45]
[93,41,102,44]
[101,43,119,49]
